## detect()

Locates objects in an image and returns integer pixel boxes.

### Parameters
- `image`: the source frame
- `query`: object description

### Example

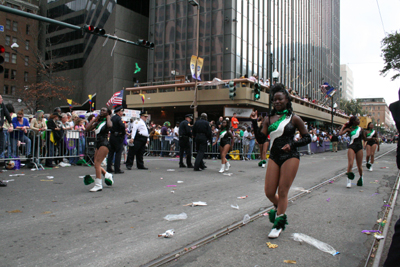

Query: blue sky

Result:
[340,0,400,105]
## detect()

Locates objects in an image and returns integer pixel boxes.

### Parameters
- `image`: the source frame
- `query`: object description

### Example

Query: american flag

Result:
[106,89,124,107]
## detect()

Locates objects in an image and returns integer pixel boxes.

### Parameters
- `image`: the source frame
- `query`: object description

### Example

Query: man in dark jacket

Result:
[107,105,125,174]
[192,113,212,171]
[0,95,12,187]
[179,114,193,168]
[384,88,400,267]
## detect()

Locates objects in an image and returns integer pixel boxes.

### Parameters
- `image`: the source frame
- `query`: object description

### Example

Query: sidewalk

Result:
[167,151,399,267]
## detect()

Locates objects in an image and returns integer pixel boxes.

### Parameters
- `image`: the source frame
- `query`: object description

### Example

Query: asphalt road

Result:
[0,144,398,267]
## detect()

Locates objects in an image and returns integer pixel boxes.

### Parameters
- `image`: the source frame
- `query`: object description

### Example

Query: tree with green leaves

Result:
[339,99,364,116]
[380,31,400,80]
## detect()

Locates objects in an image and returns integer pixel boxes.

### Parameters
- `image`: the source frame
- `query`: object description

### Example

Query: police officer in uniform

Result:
[179,114,194,168]
[192,113,212,171]
[107,105,125,174]
[126,112,150,170]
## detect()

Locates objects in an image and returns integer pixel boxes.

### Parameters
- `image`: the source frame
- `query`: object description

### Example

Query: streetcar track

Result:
[142,147,397,267]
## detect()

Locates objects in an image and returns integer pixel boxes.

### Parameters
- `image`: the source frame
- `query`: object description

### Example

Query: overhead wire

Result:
[375,0,386,35]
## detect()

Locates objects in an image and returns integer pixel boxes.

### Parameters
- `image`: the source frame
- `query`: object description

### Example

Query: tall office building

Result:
[45,0,150,107]
[339,64,354,101]
[148,0,340,102]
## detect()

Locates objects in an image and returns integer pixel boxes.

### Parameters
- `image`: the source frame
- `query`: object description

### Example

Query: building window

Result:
[11,70,16,80]
[12,37,17,45]
[4,69,9,79]
[13,21,18,32]
[5,35,11,46]
[25,40,29,50]
[11,54,17,64]
[25,56,29,66]
[11,86,16,95]
[6,19,11,30]
[4,85,9,95]
[24,72,28,82]
[5,52,10,62]
[26,24,30,35]
[378,106,380,110]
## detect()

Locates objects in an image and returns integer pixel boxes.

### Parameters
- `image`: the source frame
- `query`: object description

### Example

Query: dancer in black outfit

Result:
[339,116,373,188]
[252,113,269,168]
[364,122,379,172]
[84,108,113,192]
[213,119,234,173]
[251,83,311,239]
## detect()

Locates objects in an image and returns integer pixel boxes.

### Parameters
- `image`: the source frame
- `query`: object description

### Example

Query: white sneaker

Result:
[225,162,230,171]
[262,163,266,168]
[346,178,351,188]
[90,178,103,192]
[369,165,373,172]
[59,162,71,167]
[219,164,225,173]
[268,228,282,239]
[104,172,114,186]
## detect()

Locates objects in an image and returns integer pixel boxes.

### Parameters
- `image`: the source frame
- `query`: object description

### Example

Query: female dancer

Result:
[365,122,379,172]
[84,108,113,192]
[339,116,372,188]
[252,84,311,239]
[213,119,234,173]
[253,114,269,168]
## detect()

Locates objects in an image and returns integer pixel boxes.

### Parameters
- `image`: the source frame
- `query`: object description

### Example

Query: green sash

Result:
[349,126,361,145]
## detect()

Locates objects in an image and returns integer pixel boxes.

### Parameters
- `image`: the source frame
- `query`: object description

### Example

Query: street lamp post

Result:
[189,0,200,122]
[269,70,279,114]
[272,70,280,85]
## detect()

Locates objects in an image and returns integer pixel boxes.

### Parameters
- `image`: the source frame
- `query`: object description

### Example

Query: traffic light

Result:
[254,83,261,100]
[138,39,155,49]
[229,80,236,100]
[0,45,5,74]
[83,25,106,35]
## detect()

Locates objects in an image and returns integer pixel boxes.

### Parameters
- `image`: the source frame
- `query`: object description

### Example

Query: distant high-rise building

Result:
[340,64,354,101]
[148,0,340,102]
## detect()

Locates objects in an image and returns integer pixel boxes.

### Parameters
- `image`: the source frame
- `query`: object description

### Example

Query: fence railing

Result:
[0,130,351,170]
[145,135,349,160]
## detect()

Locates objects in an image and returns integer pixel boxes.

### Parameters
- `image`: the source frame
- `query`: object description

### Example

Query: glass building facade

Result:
[45,0,117,70]
[149,0,340,102]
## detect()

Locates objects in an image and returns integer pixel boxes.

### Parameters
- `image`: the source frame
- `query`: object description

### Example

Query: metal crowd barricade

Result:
[145,135,353,160]
[34,129,90,168]
[0,128,35,168]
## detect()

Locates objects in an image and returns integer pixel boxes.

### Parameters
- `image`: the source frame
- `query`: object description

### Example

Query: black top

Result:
[47,119,64,142]
[389,100,400,132]
[192,119,212,141]
[110,114,125,136]
[0,103,11,127]
[95,119,111,143]
[252,119,268,143]
[179,120,192,138]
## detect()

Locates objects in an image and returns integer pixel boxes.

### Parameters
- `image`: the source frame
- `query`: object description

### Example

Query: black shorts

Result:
[96,140,110,150]
[366,140,377,147]
[269,151,300,167]
[220,138,231,148]
[349,143,363,154]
